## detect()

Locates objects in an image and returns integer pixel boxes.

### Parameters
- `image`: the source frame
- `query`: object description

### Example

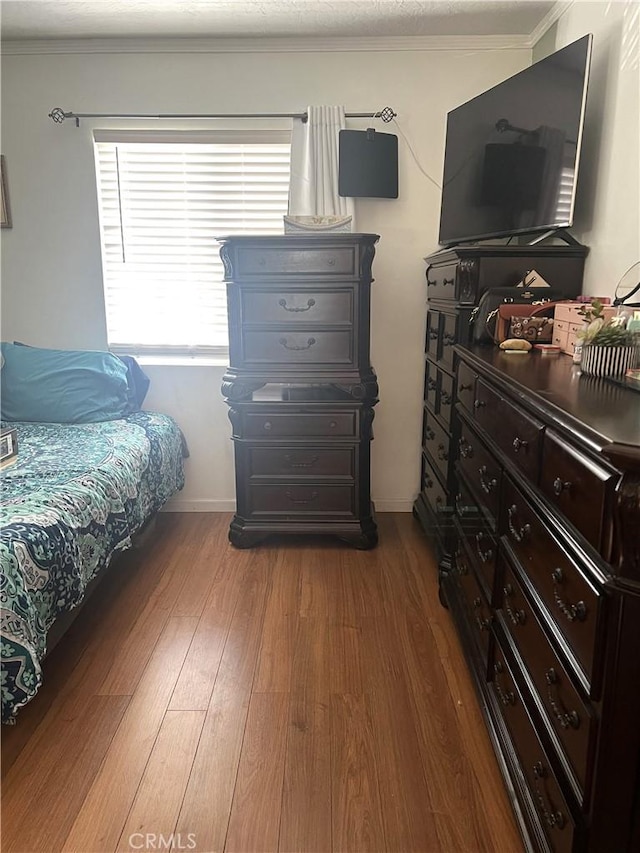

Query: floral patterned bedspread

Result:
[0,412,186,723]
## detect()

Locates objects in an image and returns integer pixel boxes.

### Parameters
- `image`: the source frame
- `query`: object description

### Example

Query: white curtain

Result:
[288,105,355,224]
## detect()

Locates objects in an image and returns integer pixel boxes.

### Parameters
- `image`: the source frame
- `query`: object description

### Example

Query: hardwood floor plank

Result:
[97,517,206,696]
[279,617,332,853]
[115,710,206,852]
[61,616,198,853]
[331,692,386,853]
[174,551,271,853]
[1,694,129,853]
[254,548,301,693]
[170,514,229,618]
[225,691,289,853]
[168,545,251,712]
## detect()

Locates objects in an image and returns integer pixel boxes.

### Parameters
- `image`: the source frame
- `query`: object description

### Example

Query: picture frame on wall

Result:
[1,156,12,228]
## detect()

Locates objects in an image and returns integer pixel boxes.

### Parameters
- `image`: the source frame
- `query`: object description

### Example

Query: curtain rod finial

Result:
[49,107,67,124]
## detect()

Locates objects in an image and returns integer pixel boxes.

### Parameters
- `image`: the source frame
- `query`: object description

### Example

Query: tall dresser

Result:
[413,243,588,571]
[446,347,640,853]
[220,233,379,549]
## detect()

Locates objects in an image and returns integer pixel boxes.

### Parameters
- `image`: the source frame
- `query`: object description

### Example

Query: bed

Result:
[0,343,186,723]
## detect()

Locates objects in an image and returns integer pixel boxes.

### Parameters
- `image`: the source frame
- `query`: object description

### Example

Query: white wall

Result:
[1,6,636,511]
[553,1,639,295]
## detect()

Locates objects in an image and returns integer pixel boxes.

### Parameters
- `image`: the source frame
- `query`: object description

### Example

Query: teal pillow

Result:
[1,342,132,423]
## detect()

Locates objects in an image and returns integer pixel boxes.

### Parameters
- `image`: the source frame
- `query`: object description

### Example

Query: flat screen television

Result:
[438,34,592,247]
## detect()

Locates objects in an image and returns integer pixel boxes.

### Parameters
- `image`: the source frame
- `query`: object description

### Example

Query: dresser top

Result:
[460,345,640,459]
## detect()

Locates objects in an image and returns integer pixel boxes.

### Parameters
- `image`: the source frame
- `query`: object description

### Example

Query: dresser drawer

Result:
[502,477,603,690]
[541,430,617,554]
[424,360,438,411]
[248,446,354,478]
[242,330,353,365]
[440,312,458,370]
[243,411,356,438]
[455,475,496,599]
[475,380,544,482]
[499,555,594,796]
[491,642,579,853]
[425,310,440,360]
[457,419,502,527]
[421,452,448,517]
[456,545,491,662]
[241,289,352,325]
[425,261,458,300]
[456,361,477,414]
[235,244,357,277]
[423,410,451,482]
[439,370,454,427]
[247,483,355,516]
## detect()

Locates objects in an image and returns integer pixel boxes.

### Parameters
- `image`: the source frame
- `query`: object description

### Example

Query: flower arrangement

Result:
[577,300,639,378]
[577,299,634,346]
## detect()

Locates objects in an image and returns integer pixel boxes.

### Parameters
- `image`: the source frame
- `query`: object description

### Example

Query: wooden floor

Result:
[1,512,523,853]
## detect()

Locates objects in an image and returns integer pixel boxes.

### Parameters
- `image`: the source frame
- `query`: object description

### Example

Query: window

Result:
[93,130,291,358]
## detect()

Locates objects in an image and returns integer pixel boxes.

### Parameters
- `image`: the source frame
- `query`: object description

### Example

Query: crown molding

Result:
[0,33,534,56]
[529,1,574,46]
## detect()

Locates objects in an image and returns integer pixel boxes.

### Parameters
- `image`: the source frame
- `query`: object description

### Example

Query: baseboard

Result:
[162,498,415,513]
[373,499,415,512]
[161,499,236,512]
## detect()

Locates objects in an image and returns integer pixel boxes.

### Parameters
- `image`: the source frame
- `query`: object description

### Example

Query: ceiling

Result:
[0,1,557,41]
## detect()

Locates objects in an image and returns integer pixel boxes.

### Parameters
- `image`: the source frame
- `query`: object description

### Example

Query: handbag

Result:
[494,302,559,343]
[471,287,566,344]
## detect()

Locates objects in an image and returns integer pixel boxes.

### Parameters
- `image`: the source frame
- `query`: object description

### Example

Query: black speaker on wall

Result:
[338,129,398,198]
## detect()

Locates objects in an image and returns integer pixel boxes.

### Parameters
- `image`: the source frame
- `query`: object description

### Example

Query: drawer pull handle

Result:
[283,454,319,469]
[428,329,439,340]
[426,276,437,287]
[329,420,337,429]
[478,465,497,494]
[473,399,485,410]
[551,568,587,622]
[457,558,469,577]
[427,378,438,391]
[263,421,272,431]
[437,443,449,462]
[507,504,531,543]
[553,477,572,496]
[279,337,316,351]
[532,762,566,830]
[503,584,526,626]
[443,333,456,346]
[458,438,474,459]
[443,277,455,286]
[475,533,493,564]
[459,382,473,392]
[441,391,453,406]
[455,493,468,516]
[425,427,435,441]
[425,478,434,489]
[473,598,490,631]
[493,662,516,706]
[512,436,529,452]
[278,297,316,313]
[545,668,581,730]
[285,490,319,505]
[327,257,336,266]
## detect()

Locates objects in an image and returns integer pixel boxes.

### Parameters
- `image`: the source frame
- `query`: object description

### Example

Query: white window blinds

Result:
[93,130,291,357]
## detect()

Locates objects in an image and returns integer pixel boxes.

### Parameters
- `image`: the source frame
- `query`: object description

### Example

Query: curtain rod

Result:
[48,106,397,127]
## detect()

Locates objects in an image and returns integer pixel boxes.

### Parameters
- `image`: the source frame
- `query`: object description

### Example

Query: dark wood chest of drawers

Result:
[414,243,588,569]
[442,346,640,853]
[220,234,379,549]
